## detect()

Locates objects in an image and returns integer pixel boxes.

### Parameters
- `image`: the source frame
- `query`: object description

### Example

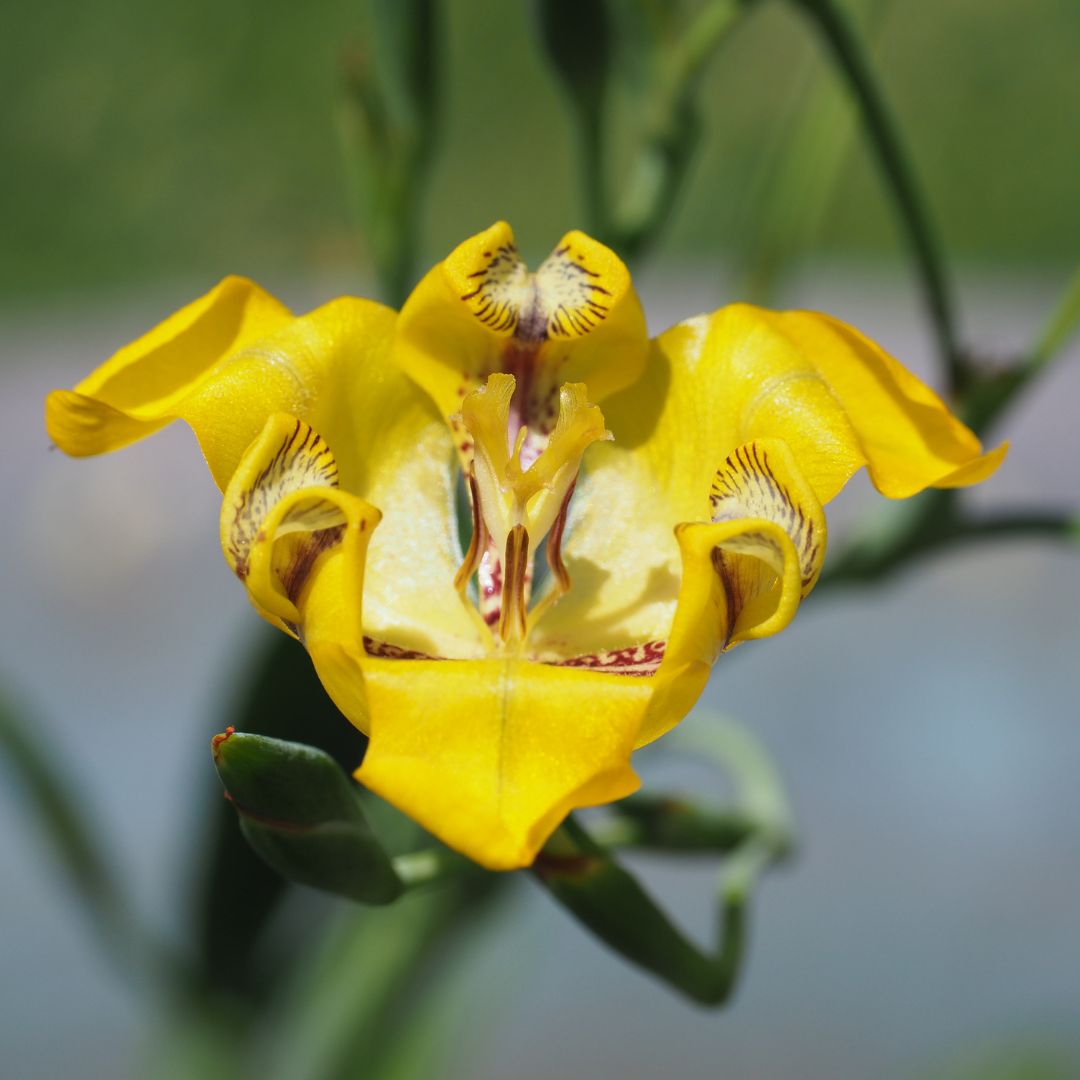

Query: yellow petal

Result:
[533,303,1004,658]
[45,276,292,461]
[50,284,484,659]
[637,439,827,747]
[45,281,397,489]
[221,412,380,635]
[685,305,1006,502]
[353,656,648,870]
[393,222,649,425]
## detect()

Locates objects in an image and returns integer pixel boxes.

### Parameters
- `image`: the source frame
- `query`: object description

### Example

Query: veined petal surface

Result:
[394,221,649,431]
[354,656,647,870]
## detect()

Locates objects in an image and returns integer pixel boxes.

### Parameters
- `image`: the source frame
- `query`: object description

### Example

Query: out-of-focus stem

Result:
[578,108,609,239]
[611,0,748,264]
[340,0,439,307]
[792,0,963,390]
[1030,266,1080,372]
[262,872,502,1080]
[0,690,176,992]
[738,0,891,302]
[963,264,1080,435]
[820,489,1078,589]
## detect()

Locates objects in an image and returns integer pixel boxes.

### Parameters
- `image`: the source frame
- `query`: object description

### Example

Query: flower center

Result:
[454,373,610,648]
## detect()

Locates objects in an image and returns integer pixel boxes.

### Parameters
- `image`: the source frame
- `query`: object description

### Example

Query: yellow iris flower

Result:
[45,223,1005,870]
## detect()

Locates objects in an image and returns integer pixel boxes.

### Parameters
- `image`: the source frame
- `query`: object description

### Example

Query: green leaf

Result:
[213,731,402,906]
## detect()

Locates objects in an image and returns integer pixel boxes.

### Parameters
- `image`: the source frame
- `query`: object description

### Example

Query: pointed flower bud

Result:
[212,729,403,905]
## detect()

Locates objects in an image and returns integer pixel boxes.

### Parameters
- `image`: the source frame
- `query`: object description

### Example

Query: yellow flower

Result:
[45,223,1005,870]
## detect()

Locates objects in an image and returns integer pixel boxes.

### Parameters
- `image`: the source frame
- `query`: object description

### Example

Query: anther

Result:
[498,525,529,645]
[454,471,487,594]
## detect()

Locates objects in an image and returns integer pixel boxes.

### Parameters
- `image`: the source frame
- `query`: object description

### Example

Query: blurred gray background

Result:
[3,1,1079,1077]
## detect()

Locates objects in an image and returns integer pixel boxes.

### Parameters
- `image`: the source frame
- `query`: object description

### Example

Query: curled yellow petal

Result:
[45,276,291,459]
[537,303,1005,663]
[637,438,826,746]
[690,304,1007,503]
[47,283,398,491]
[221,413,380,636]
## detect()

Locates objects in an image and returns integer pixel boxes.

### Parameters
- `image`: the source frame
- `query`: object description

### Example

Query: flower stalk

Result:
[535,717,792,1005]
[789,0,964,390]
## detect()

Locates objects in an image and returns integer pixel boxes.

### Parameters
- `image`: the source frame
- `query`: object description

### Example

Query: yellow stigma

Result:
[458,373,611,560]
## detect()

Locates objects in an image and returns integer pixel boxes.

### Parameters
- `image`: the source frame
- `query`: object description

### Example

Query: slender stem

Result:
[592,794,761,853]
[535,715,792,1006]
[937,511,1079,549]
[608,0,749,263]
[679,0,750,80]
[577,106,608,238]
[676,715,794,853]
[792,0,962,389]
[262,874,502,1080]
[821,494,1078,589]
[1030,265,1080,372]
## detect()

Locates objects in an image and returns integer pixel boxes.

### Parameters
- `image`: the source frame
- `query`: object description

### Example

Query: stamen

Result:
[498,524,529,645]
[545,476,575,593]
[455,376,609,644]
[454,471,487,594]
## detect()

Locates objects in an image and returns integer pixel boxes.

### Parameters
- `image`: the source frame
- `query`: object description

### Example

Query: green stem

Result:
[609,0,749,263]
[537,816,749,1005]
[963,264,1080,435]
[1030,265,1080,371]
[535,717,791,1006]
[820,490,1078,589]
[261,872,502,1080]
[593,793,760,853]
[680,0,752,79]
[957,512,1080,545]
[792,0,962,389]
[577,106,608,238]
[738,0,893,301]
[675,714,794,850]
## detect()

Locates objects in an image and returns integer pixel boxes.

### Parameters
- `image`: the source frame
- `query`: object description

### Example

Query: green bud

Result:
[212,730,402,906]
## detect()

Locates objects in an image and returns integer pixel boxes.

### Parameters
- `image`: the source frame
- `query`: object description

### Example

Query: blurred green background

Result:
[5,0,1079,299]
[4,2,1080,1078]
